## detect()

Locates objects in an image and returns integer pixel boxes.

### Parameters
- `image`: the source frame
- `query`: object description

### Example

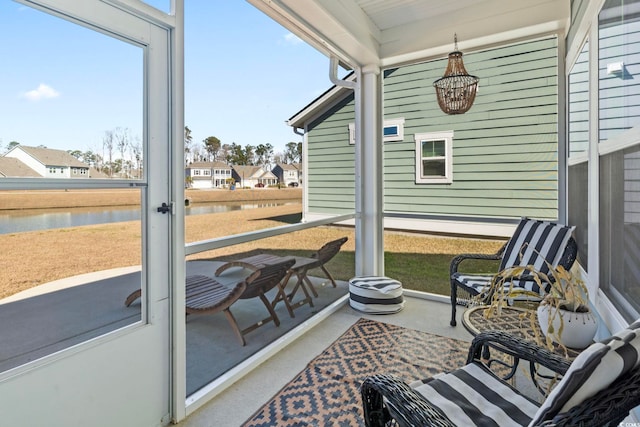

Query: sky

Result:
[0,1,339,158]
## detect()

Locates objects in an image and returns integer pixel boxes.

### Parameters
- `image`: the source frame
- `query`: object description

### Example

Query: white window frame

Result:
[382,118,405,142]
[348,117,405,144]
[414,131,454,184]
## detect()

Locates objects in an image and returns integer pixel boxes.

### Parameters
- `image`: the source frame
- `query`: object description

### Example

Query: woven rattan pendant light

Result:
[433,34,479,115]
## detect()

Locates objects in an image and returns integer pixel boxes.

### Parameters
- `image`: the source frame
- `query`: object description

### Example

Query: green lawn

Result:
[235,249,500,297]
[325,251,500,296]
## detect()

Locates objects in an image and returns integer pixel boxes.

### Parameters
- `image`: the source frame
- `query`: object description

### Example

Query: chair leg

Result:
[303,275,319,297]
[320,265,338,287]
[223,308,246,346]
[450,282,458,326]
[259,293,280,327]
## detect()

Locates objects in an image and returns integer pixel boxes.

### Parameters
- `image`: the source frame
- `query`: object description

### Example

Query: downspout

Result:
[329,56,357,89]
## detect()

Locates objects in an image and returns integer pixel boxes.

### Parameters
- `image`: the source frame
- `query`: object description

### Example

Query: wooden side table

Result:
[215,253,316,317]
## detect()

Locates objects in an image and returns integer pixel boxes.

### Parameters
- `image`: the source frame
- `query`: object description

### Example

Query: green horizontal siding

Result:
[306,37,559,220]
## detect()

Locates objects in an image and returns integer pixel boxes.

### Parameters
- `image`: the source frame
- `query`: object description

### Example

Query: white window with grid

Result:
[414,131,453,184]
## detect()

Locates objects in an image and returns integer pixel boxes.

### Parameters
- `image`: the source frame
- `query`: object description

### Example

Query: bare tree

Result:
[184,126,193,165]
[220,144,231,164]
[130,136,142,178]
[284,141,301,164]
[103,130,115,177]
[255,143,274,168]
[114,127,131,177]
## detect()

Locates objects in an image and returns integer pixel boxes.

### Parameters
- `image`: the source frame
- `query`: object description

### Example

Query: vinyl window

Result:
[414,131,453,184]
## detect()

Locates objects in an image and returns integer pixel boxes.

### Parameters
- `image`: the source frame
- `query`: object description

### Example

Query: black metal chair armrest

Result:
[467,330,571,376]
[449,243,506,277]
[361,374,456,427]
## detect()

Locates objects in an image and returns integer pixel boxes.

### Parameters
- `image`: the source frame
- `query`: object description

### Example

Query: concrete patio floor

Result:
[1,266,543,426]
[179,295,481,426]
[0,260,348,395]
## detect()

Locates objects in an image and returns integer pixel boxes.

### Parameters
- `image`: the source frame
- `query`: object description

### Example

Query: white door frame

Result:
[0,1,178,425]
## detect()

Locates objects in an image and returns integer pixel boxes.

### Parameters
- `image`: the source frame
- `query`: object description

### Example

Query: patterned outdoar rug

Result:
[242,318,472,426]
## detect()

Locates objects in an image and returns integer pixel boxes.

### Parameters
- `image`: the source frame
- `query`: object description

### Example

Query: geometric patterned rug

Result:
[241,318,472,426]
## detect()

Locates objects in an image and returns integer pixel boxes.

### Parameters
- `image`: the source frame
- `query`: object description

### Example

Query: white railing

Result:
[185,213,356,256]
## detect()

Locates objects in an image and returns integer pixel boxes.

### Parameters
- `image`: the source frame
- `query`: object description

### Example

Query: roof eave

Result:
[287,72,356,128]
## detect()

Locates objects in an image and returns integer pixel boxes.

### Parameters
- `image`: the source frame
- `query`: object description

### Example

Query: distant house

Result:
[0,157,40,178]
[185,161,232,189]
[232,165,277,188]
[288,36,561,237]
[3,145,90,178]
[272,163,301,186]
[291,163,302,185]
[89,167,109,179]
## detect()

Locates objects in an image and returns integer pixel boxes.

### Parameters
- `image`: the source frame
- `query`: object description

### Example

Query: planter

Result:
[536,304,598,349]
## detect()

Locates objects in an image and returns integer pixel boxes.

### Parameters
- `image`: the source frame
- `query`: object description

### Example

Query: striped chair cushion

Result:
[452,273,547,298]
[530,319,640,425]
[411,362,540,426]
[500,218,575,286]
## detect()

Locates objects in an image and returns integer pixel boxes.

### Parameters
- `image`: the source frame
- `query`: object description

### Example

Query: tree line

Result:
[184,126,302,169]
[2,125,302,178]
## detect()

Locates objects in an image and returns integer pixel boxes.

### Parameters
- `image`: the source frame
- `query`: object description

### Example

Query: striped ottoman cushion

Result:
[349,276,404,314]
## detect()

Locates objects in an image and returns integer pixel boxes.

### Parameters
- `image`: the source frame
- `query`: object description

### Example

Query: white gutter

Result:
[329,56,357,89]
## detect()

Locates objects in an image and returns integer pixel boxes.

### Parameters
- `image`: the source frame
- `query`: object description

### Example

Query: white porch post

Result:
[355,64,384,276]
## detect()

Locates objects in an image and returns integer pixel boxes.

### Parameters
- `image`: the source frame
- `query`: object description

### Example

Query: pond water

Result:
[0,201,297,234]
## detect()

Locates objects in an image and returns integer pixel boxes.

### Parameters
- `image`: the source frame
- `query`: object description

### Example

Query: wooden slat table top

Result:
[215,254,318,277]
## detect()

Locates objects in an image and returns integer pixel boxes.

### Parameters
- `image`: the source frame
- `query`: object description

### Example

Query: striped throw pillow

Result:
[529,319,640,425]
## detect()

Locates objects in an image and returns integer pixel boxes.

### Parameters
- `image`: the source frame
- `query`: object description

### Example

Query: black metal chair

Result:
[362,324,640,427]
[449,218,578,326]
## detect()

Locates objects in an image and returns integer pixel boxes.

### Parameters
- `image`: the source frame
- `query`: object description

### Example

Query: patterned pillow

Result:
[529,319,640,425]
[500,217,575,279]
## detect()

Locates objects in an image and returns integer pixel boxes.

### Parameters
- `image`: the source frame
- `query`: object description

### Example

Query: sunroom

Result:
[1,0,639,425]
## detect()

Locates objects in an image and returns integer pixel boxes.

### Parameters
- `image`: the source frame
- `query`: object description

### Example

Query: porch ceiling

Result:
[248,0,569,68]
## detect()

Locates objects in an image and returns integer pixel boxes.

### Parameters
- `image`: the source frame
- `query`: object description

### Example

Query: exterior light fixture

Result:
[433,34,479,115]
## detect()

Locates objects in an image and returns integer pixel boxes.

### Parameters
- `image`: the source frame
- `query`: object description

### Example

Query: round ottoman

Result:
[349,276,404,314]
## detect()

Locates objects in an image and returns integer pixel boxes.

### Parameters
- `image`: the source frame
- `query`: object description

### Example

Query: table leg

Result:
[270,271,296,318]
[288,270,314,308]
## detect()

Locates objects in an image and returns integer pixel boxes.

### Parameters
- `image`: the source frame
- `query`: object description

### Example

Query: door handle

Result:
[157,202,173,214]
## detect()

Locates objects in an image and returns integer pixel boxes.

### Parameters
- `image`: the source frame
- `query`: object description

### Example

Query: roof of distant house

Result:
[276,162,298,171]
[0,157,40,177]
[288,71,356,128]
[232,165,262,176]
[187,161,230,169]
[89,167,109,179]
[10,145,88,168]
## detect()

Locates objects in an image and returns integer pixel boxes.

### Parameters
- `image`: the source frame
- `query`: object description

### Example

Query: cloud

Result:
[22,83,60,101]
[283,32,303,46]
